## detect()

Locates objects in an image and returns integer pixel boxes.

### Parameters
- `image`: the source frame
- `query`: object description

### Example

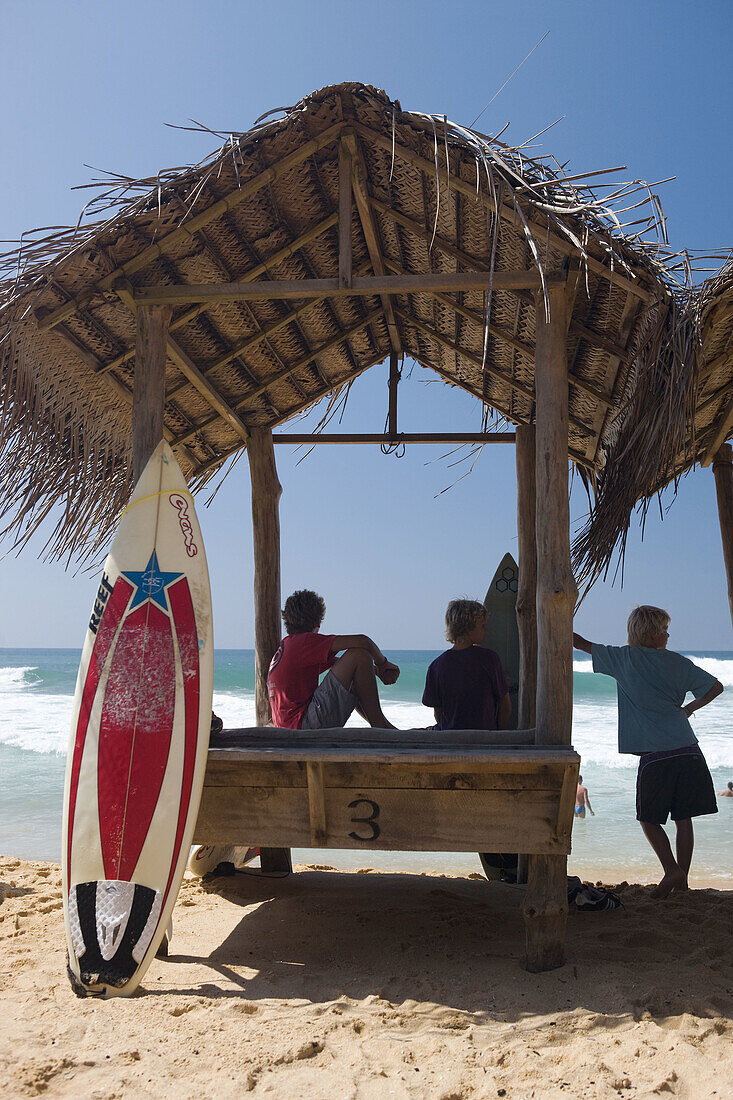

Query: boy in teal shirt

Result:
[574,606,723,898]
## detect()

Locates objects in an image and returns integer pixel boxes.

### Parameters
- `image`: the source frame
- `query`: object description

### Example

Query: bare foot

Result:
[650,868,686,899]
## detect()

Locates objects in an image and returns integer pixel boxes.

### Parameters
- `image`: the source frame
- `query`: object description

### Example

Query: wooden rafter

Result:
[342,131,402,356]
[352,120,655,304]
[380,256,612,408]
[190,355,385,475]
[171,309,386,444]
[271,432,516,444]
[394,308,594,439]
[371,196,630,362]
[114,282,251,444]
[36,122,346,333]
[702,390,733,466]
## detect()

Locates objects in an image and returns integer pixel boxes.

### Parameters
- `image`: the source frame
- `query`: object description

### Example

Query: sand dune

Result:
[1,855,731,1098]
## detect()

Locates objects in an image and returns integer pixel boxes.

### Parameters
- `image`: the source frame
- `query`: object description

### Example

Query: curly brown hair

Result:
[282,589,326,634]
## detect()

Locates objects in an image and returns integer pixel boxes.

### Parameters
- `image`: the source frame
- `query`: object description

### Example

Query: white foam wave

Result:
[0,692,73,754]
[682,655,733,689]
[0,666,40,692]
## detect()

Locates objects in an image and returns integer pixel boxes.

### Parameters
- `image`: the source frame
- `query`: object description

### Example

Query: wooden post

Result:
[132,305,171,482]
[523,283,577,971]
[248,427,282,725]
[713,443,733,627]
[515,423,537,886]
[248,427,289,876]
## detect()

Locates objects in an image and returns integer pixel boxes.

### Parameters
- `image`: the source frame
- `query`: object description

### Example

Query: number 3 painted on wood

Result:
[348,798,381,841]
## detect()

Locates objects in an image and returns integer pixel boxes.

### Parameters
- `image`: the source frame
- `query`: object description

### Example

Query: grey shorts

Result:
[300,671,358,729]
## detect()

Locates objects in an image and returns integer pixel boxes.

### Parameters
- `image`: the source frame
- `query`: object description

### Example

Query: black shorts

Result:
[636,745,718,824]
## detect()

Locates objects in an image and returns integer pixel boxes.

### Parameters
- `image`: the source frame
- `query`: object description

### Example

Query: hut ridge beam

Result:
[271,432,516,444]
[36,122,346,332]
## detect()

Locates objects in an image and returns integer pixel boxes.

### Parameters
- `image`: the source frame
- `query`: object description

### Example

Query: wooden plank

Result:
[193,785,567,853]
[351,120,655,303]
[132,270,564,307]
[209,725,539,746]
[36,121,346,332]
[202,758,566,790]
[307,762,327,845]
[248,428,282,724]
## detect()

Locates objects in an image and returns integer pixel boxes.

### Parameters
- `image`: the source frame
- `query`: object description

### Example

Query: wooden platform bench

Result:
[193,727,581,971]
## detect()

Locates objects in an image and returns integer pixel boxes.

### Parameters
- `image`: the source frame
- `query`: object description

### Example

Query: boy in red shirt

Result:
[267,589,400,730]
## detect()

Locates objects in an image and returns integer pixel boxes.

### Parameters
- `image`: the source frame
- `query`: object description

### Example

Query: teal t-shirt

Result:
[591,644,718,755]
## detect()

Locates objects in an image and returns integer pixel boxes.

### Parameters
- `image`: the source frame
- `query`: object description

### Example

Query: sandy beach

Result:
[1,855,731,1099]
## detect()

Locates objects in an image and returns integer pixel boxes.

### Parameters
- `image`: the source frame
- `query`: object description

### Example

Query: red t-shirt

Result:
[267,632,336,729]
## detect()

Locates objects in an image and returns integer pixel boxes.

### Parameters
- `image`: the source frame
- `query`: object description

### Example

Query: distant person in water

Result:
[267,589,400,730]
[422,599,511,730]
[718,781,733,798]
[574,606,723,899]
[575,775,595,818]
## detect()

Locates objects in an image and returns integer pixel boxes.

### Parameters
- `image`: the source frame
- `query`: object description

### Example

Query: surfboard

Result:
[482,551,519,731]
[62,440,213,998]
[187,845,260,878]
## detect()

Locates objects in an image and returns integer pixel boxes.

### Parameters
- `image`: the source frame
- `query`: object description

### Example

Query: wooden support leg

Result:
[259,848,293,874]
[523,854,568,971]
[713,444,733,627]
[515,423,537,884]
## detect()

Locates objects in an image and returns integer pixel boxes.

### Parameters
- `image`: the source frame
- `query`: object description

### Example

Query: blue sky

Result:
[1,0,731,650]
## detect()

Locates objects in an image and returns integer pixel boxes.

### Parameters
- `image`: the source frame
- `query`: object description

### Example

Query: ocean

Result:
[1,648,731,887]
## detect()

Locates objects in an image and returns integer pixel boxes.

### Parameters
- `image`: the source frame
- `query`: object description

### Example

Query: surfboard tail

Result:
[67,879,163,993]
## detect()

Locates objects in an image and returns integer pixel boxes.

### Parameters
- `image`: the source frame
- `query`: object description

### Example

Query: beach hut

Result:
[0,84,706,972]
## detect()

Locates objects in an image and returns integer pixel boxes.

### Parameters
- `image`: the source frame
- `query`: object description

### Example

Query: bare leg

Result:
[330,649,395,728]
[675,818,694,886]
[640,822,686,898]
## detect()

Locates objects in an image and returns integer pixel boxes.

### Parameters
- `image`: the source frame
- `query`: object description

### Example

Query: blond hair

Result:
[445,599,486,644]
[627,605,670,646]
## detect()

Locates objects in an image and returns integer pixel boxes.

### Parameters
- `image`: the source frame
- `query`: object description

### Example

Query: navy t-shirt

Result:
[422,646,509,730]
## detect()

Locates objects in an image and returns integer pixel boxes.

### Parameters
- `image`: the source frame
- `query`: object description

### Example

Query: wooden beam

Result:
[516,423,537,730]
[534,284,577,747]
[373,198,630,362]
[343,131,402,355]
[338,143,353,288]
[36,121,346,332]
[307,762,328,846]
[352,120,655,303]
[132,306,172,482]
[271,432,516,444]
[132,270,564,307]
[248,427,282,725]
[713,444,733,627]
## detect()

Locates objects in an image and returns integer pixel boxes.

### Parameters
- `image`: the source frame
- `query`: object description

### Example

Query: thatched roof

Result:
[0,82,701,570]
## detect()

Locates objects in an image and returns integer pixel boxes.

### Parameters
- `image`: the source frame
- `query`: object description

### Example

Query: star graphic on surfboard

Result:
[122,551,183,612]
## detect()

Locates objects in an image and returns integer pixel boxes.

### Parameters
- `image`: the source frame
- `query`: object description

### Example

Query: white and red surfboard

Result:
[62,441,213,998]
